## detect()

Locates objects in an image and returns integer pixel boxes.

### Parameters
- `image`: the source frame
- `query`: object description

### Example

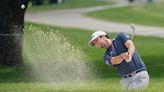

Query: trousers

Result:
[120,71,149,90]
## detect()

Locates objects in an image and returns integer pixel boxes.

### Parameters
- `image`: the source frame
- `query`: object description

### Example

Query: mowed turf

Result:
[26,23,164,78]
[0,23,164,92]
[86,2,164,27]
[0,78,164,92]
[27,0,112,12]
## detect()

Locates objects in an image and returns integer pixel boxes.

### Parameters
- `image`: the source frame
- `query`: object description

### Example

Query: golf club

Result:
[126,23,136,62]
[130,23,135,40]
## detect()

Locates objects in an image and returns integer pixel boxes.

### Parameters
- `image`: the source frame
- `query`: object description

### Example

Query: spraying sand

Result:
[23,25,94,82]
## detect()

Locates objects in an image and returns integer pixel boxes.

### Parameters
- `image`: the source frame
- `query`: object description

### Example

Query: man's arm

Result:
[110,39,135,65]
[110,52,129,65]
[125,40,135,56]
[110,55,123,65]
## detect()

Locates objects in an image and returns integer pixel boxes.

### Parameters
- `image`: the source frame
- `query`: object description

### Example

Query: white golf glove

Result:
[126,54,132,62]
[121,52,132,62]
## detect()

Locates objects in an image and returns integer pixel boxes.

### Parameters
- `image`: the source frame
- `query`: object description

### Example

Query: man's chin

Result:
[100,45,105,48]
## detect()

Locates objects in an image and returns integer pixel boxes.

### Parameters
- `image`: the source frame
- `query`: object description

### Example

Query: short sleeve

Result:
[104,51,114,65]
[118,32,130,43]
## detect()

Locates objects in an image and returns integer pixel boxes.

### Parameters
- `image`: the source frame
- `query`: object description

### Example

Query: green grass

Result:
[86,2,164,27]
[0,78,164,92]
[0,23,164,91]
[25,23,164,78]
[27,0,112,12]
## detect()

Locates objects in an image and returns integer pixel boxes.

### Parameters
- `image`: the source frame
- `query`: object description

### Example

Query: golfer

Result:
[89,31,149,90]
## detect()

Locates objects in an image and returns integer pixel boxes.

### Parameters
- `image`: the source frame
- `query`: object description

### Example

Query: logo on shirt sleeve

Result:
[125,35,130,38]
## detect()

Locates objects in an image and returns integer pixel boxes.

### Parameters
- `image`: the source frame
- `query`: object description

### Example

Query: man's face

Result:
[92,36,109,48]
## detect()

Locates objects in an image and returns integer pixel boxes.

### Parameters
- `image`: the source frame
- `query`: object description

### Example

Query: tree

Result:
[49,0,63,4]
[0,0,28,66]
[128,0,135,3]
[32,0,43,5]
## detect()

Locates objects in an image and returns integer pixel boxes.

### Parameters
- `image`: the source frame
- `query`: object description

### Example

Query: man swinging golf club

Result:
[88,24,149,90]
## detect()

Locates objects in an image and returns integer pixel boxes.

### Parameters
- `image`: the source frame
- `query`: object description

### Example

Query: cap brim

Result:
[88,37,97,47]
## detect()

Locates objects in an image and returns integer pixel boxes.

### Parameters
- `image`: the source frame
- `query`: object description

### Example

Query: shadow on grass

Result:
[143,55,164,78]
[0,64,35,83]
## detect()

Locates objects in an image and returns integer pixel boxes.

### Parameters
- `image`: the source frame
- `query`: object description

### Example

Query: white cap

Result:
[89,31,107,47]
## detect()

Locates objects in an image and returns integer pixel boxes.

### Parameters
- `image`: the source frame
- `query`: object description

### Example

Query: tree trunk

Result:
[0,0,28,66]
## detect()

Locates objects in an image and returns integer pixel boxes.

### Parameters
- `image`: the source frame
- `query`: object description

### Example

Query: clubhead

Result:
[130,23,135,31]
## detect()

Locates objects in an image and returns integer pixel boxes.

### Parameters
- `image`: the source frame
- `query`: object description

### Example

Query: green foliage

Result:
[86,2,164,27]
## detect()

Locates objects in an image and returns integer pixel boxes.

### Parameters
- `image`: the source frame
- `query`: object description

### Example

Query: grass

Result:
[26,23,164,78]
[27,0,112,12]
[0,78,164,92]
[86,2,164,27]
[0,22,164,91]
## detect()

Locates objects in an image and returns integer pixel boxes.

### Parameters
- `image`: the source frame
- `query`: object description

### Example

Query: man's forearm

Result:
[111,54,124,65]
[128,47,135,56]
[125,40,135,56]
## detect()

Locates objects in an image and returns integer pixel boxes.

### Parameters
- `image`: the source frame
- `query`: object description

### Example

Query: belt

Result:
[123,69,146,78]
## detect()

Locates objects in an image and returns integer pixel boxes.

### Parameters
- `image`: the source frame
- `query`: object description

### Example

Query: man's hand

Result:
[121,52,131,62]
[111,52,131,65]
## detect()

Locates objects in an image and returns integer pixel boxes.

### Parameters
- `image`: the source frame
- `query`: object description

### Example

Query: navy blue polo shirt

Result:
[104,32,146,76]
